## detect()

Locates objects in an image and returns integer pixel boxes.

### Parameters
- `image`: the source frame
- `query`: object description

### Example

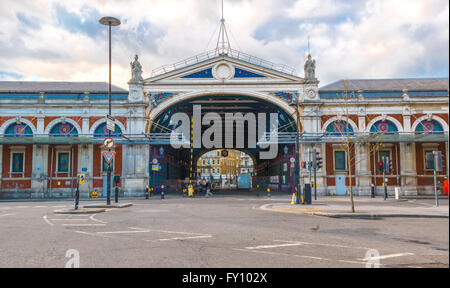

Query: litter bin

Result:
[304,184,312,205]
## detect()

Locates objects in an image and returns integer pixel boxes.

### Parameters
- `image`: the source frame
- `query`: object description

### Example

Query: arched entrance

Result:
[147,93,300,194]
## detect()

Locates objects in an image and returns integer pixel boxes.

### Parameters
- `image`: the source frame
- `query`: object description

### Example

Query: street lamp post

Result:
[99,16,120,206]
[294,93,302,204]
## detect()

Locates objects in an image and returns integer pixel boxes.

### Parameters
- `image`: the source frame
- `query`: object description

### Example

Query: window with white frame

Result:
[334,150,346,171]
[11,152,24,173]
[56,152,70,173]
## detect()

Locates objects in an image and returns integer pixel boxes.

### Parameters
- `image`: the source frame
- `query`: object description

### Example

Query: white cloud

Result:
[0,0,448,88]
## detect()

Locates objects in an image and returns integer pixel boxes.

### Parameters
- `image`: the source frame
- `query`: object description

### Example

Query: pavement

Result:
[261,197,449,219]
[0,196,448,268]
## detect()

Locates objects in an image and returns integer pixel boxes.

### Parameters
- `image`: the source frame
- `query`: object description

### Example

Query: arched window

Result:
[93,123,122,138]
[370,120,398,134]
[325,121,354,136]
[415,120,444,135]
[4,123,33,137]
[50,123,78,136]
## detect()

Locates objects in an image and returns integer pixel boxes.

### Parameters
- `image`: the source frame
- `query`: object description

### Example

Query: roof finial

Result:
[216,0,231,54]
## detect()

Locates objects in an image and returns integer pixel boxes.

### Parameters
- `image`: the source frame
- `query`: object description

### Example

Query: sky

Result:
[0,0,448,88]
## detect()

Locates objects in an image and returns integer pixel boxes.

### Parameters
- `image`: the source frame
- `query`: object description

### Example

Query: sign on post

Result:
[106,115,115,132]
[102,151,116,164]
[79,174,86,185]
[103,137,115,149]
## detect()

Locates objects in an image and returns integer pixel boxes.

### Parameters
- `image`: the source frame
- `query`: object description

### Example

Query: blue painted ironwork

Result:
[94,123,122,138]
[416,120,444,135]
[181,68,213,79]
[370,120,398,135]
[234,68,266,78]
[274,92,298,103]
[49,123,78,137]
[4,123,33,137]
[325,121,354,136]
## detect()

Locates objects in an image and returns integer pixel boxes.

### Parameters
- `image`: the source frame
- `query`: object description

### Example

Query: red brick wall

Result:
[46,145,78,189]
[416,143,447,186]
[1,144,33,189]
[325,143,356,186]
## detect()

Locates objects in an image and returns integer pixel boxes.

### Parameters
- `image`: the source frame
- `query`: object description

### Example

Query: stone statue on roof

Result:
[304,54,316,80]
[130,55,143,83]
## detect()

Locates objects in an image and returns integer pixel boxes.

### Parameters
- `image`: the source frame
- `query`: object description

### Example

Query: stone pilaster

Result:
[355,143,371,196]
[31,144,48,198]
[78,144,91,197]
[400,142,418,196]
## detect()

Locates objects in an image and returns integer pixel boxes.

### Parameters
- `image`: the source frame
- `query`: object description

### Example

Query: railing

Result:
[151,48,297,77]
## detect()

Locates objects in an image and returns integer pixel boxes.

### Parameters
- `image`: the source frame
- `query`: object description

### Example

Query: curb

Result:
[83,203,133,209]
[259,204,449,219]
[53,208,106,214]
[313,212,449,219]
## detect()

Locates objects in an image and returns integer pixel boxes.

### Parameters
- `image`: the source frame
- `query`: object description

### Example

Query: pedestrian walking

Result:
[205,180,214,197]
[145,185,150,199]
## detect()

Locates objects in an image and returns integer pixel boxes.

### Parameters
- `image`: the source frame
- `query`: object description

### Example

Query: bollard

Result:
[291,193,296,205]
[371,183,375,198]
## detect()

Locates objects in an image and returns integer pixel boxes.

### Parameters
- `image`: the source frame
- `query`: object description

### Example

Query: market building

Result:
[0,25,448,199]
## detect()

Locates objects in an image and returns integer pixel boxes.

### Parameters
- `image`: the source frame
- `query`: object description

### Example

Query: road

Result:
[0,196,448,268]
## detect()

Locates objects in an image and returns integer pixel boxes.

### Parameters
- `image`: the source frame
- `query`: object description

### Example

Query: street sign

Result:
[106,115,115,132]
[102,151,116,164]
[152,165,159,171]
[289,157,296,164]
[79,174,86,185]
[152,158,159,165]
[103,137,115,149]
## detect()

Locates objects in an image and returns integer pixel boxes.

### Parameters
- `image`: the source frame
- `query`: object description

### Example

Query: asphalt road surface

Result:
[0,196,448,268]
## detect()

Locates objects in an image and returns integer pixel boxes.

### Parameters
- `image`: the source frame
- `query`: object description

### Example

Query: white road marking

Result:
[234,248,368,266]
[51,219,89,221]
[274,240,373,250]
[52,205,67,208]
[33,206,46,208]
[246,243,304,250]
[0,213,15,217]
[129,227,207,236]
[359,253,414,261]
[89,214,107,224]
[62,224,106,227]
[158,235,213,241]
[43,215,54,226]
[97,230,150,234]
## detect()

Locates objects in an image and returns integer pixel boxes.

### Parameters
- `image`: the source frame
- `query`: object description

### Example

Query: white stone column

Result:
[31,144,48,197]
[400,142,418,196]
[78,144,91,196]
[355,143,371,196]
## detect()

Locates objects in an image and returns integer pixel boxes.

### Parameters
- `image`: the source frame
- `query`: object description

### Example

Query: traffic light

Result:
[301,162,306,169]
[389,158,393,173]
[378,161,384,172]
[312,150,323,170]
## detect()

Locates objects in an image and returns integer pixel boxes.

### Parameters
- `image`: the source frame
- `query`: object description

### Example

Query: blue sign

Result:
[82,168,88,172]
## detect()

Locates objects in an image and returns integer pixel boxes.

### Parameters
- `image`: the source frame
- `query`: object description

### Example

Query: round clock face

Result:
[221,150,229,157]
[307,89,316,99]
